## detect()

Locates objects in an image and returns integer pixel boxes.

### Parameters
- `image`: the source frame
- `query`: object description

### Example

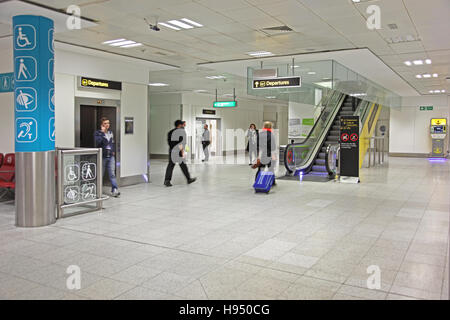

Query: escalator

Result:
[283,90,362,181]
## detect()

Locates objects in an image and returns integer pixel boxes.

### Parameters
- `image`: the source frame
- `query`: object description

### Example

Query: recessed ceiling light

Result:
[120,43,143,48]
[434,90,440,93]
[429,90,434,93]
[293,65,300,68]
[159,22,181,30]
[266,96,276,99]
[149,83,169,86]
[307,71,316,75]
[181,18,203,27]
[102,38,126,44]
[109,40,136,47]
[206,75,226,80]
[415,75,422,79]
[404,61,412,66]
[423,74,431,78]
[413,60,423,65]
[247,51,274,57]
[352,0,361,3]
[194,89,208,93]
[442,90,446,93]
[168,20,194,29]
[432,73,438,78]
[425,59,432,64]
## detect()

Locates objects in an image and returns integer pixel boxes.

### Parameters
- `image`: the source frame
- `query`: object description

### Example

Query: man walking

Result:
[201,124,211,162]
[164,120,196,187]
[95,117,120,197]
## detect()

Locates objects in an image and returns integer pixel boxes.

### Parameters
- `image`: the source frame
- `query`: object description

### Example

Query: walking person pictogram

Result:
[18,58,32,80]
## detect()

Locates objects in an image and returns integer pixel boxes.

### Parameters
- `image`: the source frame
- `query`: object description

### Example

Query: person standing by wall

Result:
[95,117,120,197]
[246,123,259,165]
[202,124,211,162]
[164,120,197,187]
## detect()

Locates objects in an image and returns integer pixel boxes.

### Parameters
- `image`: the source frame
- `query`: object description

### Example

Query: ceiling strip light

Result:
[149,83,169,87]
[120,43,143,48]
[404,61,412,66]
[412,60,423,65]
[159,22,181,30]
[102,38,126,44]
[425,59,432,64]
[181,18,203,27]
[110,40,136,47]
[168,20,194,29]
[247,51,274,57]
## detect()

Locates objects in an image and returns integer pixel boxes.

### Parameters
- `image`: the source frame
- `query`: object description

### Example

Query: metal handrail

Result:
[366,136,387,168]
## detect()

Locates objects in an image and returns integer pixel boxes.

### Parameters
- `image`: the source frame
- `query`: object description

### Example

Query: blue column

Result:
[13,15,55,152]
[13,15,56,227]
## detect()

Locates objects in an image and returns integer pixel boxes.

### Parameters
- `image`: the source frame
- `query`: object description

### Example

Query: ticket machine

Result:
[430,118,448,157]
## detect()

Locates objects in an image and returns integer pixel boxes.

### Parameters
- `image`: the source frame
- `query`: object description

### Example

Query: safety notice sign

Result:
[340,116,359,179]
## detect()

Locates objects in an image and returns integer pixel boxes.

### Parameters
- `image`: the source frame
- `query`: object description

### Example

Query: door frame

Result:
[195,117,222,157]
[75,97,121,185]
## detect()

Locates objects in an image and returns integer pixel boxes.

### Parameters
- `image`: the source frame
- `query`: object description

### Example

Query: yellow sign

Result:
[82,79,109,88]
[80,77,122,90]
[431,118,446,126]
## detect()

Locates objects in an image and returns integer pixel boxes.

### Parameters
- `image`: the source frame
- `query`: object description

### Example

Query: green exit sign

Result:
[213,101,237,108]
[420,106,433,111]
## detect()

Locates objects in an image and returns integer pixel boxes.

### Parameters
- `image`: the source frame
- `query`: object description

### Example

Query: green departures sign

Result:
[213,101,237,108]
[420,106,433,111]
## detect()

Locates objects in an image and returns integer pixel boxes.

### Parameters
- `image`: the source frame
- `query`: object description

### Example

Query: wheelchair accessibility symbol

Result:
[14,25,36,50]
[16,117,37,143]
[15,56,37,81]
[15,87,37,112]
[65,164,80,183]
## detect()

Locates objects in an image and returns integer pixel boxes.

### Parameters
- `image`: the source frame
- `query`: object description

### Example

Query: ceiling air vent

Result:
[260,25,293,37]
[387,23,398,30]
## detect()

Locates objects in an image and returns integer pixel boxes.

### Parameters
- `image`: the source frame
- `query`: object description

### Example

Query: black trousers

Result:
[164,154,191,182]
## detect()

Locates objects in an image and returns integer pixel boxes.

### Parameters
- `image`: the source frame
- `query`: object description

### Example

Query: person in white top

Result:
[246,123,259,165]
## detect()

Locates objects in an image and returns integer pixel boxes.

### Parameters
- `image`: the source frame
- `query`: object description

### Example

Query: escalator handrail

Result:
[284,92,346,173]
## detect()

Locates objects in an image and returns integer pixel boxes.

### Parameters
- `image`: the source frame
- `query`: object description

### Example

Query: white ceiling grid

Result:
[0,0,447,96]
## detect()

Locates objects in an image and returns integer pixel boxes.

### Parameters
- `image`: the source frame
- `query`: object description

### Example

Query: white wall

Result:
[120,83,148,177]
[54,73,75,147]
[149,93,182,155]
[390,95,450,154]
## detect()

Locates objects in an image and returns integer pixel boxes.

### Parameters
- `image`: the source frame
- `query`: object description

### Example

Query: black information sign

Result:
[203,109,216,115]
[253,76,301,89]
[80,77,122,90]
[340,116,359,178]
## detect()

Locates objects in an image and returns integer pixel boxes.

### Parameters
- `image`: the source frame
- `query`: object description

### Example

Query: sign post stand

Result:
[339,116,360,183]
[13,15,56,227]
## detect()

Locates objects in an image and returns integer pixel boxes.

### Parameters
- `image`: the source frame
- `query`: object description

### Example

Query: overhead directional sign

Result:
[253,76,301,89]
[80,77,122,90]
[213,101,237,108]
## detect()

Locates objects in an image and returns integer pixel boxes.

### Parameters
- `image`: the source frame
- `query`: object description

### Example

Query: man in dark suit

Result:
[164,120,196,187]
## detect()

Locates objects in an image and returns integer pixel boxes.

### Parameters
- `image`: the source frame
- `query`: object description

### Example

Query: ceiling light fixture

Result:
[425,59,432,64]
[404,61,412,66]
[307,71,316,75]
[181,18,203,27]
[247,51,274,57]
[415,75,422,79]
[423,74,431,78]
[102,38,126,44]
[158,22,181,30]
[205,75,226,80]
[266,96,277,99]
[413,60,423,65]
[109,40,136,47]
[149,83,169,86]
[168,20,194,29]
[120,43,143,48]
[432,73,438,78]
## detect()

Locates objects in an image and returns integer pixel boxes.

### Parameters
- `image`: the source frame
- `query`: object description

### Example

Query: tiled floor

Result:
[0,156,448,300]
